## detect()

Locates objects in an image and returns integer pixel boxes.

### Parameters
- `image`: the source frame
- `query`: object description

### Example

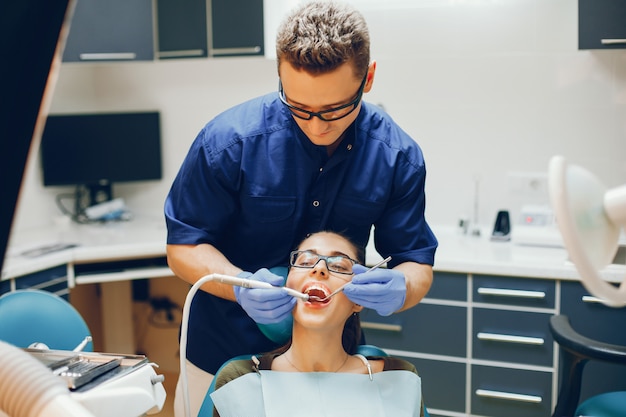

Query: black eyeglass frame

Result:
[278,72,368,121]
[289,250,359,275]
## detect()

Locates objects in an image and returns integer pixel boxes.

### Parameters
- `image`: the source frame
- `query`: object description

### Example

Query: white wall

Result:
[11,0,626,236]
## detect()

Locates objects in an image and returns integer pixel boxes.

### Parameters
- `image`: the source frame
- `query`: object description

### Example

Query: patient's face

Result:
[287,232,363,331]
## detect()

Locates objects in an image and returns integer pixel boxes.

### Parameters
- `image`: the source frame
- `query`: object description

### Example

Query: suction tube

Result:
[0,341,94,417]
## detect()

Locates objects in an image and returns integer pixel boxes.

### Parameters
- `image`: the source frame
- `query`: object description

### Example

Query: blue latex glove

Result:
[234,268,296,325]
[343,264,406,316]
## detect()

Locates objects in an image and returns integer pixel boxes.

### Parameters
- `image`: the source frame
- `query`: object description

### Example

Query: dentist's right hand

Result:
[234,268,296,324]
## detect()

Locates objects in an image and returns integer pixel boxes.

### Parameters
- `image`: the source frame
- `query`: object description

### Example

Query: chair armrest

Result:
[550,314,626,416]
[550,315,626,364]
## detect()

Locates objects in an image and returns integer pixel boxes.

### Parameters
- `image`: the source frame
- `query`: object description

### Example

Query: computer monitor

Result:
[40,111,163,209]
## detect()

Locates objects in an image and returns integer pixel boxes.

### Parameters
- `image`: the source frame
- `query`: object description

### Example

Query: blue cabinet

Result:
[63,0,154,62]
[209,0,264,57]
[67,0,265,61]
[470,275,555,417]
[361,272,468,415]
[0,265,69,299]
[579,0,626,49]
[361,270,560,417]
[156,0,208,59]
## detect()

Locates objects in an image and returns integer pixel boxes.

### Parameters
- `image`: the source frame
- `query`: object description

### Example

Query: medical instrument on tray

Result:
[214,274,309,300]
[308,256,392,302]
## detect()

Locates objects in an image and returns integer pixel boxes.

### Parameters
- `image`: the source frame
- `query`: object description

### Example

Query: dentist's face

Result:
[278,62,373,151]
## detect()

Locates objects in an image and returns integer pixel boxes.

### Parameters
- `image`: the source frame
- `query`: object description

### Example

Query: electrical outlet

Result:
[507,172,548,195]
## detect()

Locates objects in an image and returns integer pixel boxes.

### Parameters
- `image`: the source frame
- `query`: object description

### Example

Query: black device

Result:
[0,0,72,273]
[40,112,163,206]
[491,210,511,241]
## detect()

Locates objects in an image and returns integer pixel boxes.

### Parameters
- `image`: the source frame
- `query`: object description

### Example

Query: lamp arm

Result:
[605,184,626,227]
[549,156,626,307]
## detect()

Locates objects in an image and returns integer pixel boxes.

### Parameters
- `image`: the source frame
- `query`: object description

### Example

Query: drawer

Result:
[0,279,11,295]
[74,256,168,275]
[361,303,466,357]
[428,272,467,301]
[472,365,553,417]
[473,275,555,309]
[399,356,466,413]
[560,280,626,345]
[14,265,69,299]
[473,308,553,366]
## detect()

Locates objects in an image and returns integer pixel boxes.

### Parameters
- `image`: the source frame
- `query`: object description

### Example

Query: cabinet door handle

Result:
[582,295,606,304]
[158,49,205,59]
[360,321,402,332]
[210,46,261,56]
[477,332,544,346]
[79,53,137,61]
[601,39,626,45]
[476,389,542,404]
[477,287,546,299]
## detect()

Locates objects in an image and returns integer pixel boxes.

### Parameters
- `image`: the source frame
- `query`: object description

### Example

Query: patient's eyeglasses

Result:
[278,72,368,121]
[289,250,358,275]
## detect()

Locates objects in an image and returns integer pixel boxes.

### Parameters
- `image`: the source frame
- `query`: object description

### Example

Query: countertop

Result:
[367,226,626,283]
[3,220,625,284]
[2,216,167,280]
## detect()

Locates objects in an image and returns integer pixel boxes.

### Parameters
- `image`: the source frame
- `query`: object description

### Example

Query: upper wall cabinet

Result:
[579,0,626,49]
[156,0,208,59]
[63,0,155,62]
[209,0,264,57]
[64,0,264,62]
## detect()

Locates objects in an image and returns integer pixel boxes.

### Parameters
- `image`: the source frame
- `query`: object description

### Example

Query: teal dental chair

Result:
[198,344,430,417]
[0,289,93,351]
[550,315,626,417]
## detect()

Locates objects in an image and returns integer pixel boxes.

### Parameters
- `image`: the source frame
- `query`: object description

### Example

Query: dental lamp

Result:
[548,155,626,307]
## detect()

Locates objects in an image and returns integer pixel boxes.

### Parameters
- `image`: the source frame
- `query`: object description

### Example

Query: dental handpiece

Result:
[214,274,310,300]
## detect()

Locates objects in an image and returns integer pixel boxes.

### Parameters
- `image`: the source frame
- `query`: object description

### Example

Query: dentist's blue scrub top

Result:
[165,93,438,374]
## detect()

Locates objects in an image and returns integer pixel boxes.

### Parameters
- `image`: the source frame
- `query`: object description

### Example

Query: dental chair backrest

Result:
[0,289,93,351]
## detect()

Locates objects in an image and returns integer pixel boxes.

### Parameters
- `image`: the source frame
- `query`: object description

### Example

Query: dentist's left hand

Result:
[234,268,296,324]
[343,264,406,316]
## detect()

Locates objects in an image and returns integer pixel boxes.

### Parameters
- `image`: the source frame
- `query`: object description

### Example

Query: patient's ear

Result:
[353,304,364,313]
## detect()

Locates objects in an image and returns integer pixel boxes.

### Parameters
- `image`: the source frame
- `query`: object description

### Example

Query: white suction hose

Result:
[0,340,95,417]
[180,274,240,417]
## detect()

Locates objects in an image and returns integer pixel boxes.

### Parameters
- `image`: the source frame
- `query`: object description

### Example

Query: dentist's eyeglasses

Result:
[289,250,358,275]
[278,72,368,121]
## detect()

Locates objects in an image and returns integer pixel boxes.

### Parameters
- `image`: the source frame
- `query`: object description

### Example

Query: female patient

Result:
[210,231,424,417]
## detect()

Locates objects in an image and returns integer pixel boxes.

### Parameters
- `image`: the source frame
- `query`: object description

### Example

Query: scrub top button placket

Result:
[310,163,325,221]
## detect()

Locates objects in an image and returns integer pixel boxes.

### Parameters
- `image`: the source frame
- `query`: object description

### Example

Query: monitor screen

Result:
[40,111,163,189]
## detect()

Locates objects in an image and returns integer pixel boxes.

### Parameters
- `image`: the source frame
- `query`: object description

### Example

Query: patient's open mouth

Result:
[304,285,330,304]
